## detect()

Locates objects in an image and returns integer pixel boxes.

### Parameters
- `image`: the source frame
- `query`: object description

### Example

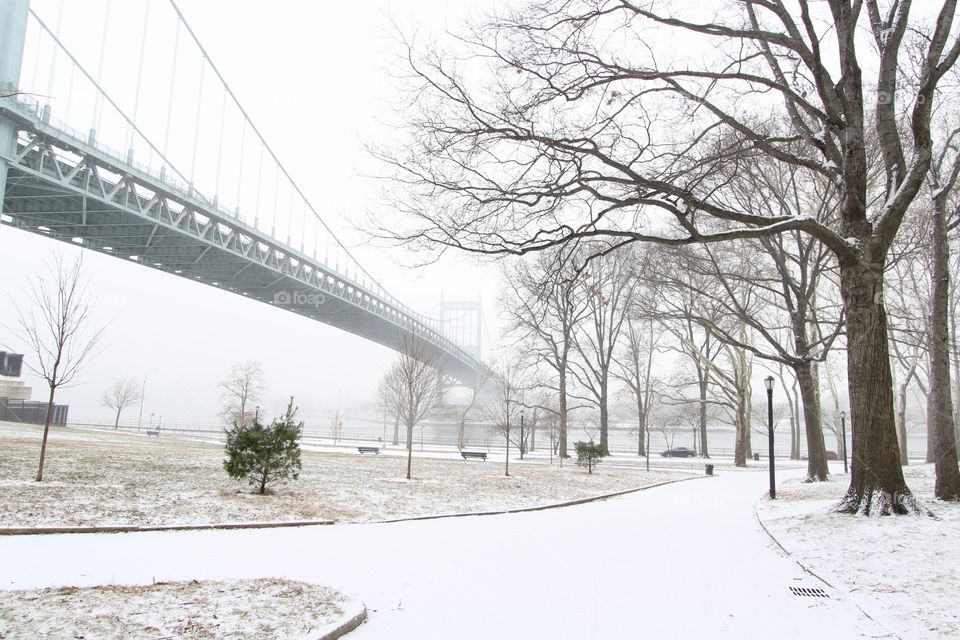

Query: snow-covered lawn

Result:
[0,579,353,639]
[0,422,688,528]
[756,464,960,639]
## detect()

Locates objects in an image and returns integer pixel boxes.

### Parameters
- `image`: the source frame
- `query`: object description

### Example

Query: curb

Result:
[316,602,367,640]
[0,474,706,536]
[753,500,901,639]
[373,474,706,525]
[0,519,334,536]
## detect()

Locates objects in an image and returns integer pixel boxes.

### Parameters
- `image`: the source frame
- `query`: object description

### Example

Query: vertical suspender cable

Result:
[254,145,263,229]
[285,177,292,245]
[189,59,205,184]
[271,164,278,238]
[92,0,111,139]
[162,17,181,160]
[214,88,226,202]
[235,122,245,218]
[129,0,151,153]
[44,0,65,109]
[300,199,306,253]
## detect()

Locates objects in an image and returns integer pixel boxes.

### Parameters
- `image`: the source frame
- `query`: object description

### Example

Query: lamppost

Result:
[137,368,158,431]
[254,405,261,422]
[764,375,776,500]
[841,410,848,474]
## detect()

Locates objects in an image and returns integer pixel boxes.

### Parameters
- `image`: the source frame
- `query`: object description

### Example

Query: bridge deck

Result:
[0,99,482,385]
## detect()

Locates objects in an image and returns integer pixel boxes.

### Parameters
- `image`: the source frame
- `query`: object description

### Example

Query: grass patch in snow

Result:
[0,578,348,639]
[0,422,688,528]
[757,464,960,639]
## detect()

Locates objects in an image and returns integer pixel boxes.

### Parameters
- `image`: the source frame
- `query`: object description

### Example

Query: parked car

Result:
[660,447,697,458]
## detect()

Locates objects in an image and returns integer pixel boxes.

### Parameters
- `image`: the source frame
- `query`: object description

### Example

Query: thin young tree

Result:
[7,254,105,481]
[378,0,960,514]
[378,336,445,480]
[101,377,141,429]
[484,361,525,477]
[219,360,266,427]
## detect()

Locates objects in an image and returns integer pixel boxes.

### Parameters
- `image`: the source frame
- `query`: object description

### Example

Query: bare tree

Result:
[101,377,141,429]
[614,310,664,458]
[569,244,641,455]
[6,254,104,481]
[378,336,445,480]
[925,125,960,499]
[501,246,590,458]
[378,0,960,514]
[650,233,842,479]
[219,361,266,427]
[484,361,525,477]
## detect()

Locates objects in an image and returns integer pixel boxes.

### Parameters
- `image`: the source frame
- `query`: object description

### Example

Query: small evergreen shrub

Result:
[224,399,302,494]
[575,441,606,474]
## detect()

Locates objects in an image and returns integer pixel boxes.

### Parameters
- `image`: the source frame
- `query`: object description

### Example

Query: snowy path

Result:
[0,469,893,639]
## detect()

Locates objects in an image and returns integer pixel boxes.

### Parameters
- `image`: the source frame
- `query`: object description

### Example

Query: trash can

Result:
[753,452,760,461]
[705,464,714,476]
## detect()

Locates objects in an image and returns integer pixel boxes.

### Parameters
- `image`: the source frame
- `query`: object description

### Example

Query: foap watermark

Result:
[273,290,326,308]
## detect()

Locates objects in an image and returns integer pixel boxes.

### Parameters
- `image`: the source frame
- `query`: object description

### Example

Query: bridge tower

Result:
[0,0,30,208]
[438,294,483,362]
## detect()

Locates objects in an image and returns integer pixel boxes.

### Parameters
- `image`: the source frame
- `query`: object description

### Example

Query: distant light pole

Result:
[764,376,776,500]
[137,368,158,431]
[254,405,261,422]
[841,410,848,474]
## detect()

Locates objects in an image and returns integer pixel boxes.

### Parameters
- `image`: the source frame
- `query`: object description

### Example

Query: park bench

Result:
[357,446,380,455]
[146,430,159,437]
[461,451,487,461]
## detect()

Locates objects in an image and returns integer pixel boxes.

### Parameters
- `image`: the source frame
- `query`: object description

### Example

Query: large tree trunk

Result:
[837,263,921,515]
[637,405,645,457]
[795,362,829,481]
[929,196,960,500]
[951,296,960,448]
[598,377,609,455]
[896,375,911,464]
[733,372,749,468]
[114,408,121,429]
[558,369,568,458]
[699,372,709,459]
[405,421,414,480]
[36,386,56,482]
[734,344,752,463]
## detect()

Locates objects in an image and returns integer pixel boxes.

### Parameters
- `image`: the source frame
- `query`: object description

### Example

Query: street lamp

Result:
[137,368,158,430]
[841,410,848,474]
[764,375,776,500]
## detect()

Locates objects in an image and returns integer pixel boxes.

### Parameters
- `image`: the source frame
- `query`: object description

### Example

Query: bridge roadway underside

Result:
[1,163,480,386]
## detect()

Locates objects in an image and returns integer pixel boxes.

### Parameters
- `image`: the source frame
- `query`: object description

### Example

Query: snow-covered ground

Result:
[0,467,894,639]
[0,579,353,639]
[0,422,687,527]
[756,464,960,639]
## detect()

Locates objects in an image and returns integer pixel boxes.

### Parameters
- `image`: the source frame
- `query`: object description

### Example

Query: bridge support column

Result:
[0,0,30,213]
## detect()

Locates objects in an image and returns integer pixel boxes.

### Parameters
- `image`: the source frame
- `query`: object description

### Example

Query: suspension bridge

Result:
[0,0,484,384]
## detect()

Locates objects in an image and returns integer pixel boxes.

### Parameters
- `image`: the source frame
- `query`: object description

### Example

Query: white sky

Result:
[0,0,504,425]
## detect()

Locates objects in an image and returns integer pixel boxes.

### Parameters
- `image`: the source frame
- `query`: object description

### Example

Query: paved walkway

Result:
[0,469,894,639]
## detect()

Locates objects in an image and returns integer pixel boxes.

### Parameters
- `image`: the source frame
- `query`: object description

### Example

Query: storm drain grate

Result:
[790,586,830,598]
